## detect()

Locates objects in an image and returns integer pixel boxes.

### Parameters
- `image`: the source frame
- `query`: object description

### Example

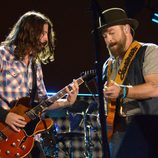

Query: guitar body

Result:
[0,97,53,158]
[106,100,116,141]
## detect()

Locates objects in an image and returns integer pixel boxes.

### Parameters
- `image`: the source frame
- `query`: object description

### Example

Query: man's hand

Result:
[103,80,121,99]
[5,112,27,132]
[65,79,79,106]
[47,79,79,110]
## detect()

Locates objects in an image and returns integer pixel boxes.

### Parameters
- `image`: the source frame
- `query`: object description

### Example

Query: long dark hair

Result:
[1,11,55,64]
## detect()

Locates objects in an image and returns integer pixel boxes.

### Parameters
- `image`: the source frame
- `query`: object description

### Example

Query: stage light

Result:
[47,92,98,97]
[152,13,158,24]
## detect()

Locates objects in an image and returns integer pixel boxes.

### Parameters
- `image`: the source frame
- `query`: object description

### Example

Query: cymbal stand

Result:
[51,123,59,158]
[83,112,94,158]
[67,111,74,158]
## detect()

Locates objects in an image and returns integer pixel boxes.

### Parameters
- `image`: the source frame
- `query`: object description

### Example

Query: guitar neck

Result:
[47,76,84,104]
[27,76,84,117]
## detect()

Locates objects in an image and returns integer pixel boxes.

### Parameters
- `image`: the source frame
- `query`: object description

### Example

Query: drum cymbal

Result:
[57,132,84,141]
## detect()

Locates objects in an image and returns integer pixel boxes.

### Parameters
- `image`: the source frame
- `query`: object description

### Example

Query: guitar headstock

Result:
[80,69,96,82]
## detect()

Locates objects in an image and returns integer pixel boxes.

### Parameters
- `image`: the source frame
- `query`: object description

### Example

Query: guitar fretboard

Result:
[27,77,84,119]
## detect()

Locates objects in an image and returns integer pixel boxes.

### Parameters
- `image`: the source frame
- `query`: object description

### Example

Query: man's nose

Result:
[43,34,48,41]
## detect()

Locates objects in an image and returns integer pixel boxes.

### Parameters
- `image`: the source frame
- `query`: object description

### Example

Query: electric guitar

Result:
[0,70,96,158]
[105,59,116,141]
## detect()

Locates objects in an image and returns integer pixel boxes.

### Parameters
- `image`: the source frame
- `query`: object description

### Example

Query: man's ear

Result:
[124,24,130,33]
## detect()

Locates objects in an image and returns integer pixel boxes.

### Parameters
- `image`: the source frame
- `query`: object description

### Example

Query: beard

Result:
[107,32,127,58]
[32,41,48,59]
[39,41,48,52]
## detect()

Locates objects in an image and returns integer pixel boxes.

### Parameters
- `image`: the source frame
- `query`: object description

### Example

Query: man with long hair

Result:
[0,11,79,158]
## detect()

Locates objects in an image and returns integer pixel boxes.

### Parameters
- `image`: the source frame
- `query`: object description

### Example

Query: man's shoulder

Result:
[0,45,15,54]
[138,42,158,54]
[0,45,15,62]
[140,42,158,48]
[0,45,11,52]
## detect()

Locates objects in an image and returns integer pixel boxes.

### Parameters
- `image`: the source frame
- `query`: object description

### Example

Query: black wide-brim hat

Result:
[98,8,139,31]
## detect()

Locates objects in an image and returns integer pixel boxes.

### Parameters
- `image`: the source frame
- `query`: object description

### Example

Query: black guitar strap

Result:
[29,61,37,106]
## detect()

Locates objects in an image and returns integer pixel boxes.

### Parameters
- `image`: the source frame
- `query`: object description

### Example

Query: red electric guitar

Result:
[0,70,95,158]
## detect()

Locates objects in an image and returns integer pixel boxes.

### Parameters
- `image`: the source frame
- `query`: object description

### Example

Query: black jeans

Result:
[109,131,125,158]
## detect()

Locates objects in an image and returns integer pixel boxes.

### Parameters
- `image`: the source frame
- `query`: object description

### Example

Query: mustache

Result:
[36,42,48,52]
[41,42,48,47]
[108,42,117,48]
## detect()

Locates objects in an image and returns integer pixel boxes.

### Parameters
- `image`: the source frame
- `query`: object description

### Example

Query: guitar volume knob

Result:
[15,153,20,157]
[11,142,16,147]
[21,145,26,150]
[5,150,11,155]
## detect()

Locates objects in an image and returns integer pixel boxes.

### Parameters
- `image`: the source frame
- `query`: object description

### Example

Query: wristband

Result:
[123,87,128,98]
[119,86,129,99]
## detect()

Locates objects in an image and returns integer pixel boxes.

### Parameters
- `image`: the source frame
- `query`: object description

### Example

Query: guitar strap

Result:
[29,61,37,106]
[108,41,141,87]
[114,41,142,83]
[107,41,142,114]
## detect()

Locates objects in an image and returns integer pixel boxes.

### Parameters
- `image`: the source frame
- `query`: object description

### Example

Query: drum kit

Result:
[40,100,99,158]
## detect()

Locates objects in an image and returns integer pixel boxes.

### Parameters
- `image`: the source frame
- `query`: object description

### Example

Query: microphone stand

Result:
[83,98,98,158]
[83,110,93,158]
[90,0,110,158]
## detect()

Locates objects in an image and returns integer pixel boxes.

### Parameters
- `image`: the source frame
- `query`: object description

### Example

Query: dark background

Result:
[0,0,158,94]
